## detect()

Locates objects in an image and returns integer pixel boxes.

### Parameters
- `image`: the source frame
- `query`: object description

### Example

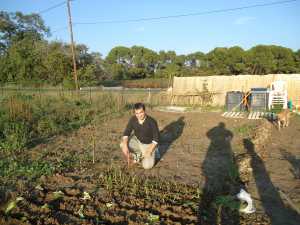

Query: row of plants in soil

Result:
[0,165,270,224]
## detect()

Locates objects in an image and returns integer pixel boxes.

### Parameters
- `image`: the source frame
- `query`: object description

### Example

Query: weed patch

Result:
[233,124,256,137]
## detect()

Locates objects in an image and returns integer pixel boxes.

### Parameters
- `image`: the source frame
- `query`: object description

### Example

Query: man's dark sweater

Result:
[123,115,159,144]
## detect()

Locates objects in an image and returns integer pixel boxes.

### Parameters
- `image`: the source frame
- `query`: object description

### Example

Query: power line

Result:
[74,0,298,25]
[37,0,76,15]
[51,0,298,33]
[37,1,67,14]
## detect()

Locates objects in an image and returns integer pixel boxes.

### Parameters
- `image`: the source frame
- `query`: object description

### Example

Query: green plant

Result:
[0,157,54,180]
[215,195,240,211]
[233,124,256,136]
[228,161,240,183]
[0,121,29,151]
[37,117,58,137]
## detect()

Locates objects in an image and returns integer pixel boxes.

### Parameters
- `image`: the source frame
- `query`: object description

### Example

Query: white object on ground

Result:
[81,191,91,200]
[236,189,256,214]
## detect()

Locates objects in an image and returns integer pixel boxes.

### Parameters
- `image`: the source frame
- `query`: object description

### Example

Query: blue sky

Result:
[1,0,300,57]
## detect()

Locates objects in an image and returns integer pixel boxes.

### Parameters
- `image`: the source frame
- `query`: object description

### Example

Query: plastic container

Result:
[226,91,245,111]
[250,88,269,111]
[288,100,293,111]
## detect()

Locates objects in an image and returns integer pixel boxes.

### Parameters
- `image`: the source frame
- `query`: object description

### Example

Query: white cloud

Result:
[234,16,255,25]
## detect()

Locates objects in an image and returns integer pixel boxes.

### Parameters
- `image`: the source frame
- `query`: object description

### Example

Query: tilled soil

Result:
[1,110,300,224]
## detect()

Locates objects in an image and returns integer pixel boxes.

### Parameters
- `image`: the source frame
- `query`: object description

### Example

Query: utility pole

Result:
[67,0,79,90]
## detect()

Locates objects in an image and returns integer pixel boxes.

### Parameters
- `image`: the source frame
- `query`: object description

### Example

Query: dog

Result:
[276,109,290,131]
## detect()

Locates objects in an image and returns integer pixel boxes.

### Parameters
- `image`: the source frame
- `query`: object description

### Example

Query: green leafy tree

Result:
[186,51,205,67]
[41,41,73,85]
[109,63,127,80]
[269,45,296,73]
[0,11,49,53]
[206,47,231,75]
[246,45,276,74]
[294,49,300,72]
[227,46,246,75]
[106,46,132,67]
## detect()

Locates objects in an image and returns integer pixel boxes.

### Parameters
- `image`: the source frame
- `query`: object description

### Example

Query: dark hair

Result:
[134,102,145,111]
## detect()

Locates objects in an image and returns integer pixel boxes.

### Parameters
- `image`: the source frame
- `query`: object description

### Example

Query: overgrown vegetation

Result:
[0,92,129,187]
[0,94,92,152]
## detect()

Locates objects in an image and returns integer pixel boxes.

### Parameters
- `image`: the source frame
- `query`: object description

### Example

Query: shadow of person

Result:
[198,122,241,225]
[280,148,300,179]
[243,139,300,225]
[158,116,185,160]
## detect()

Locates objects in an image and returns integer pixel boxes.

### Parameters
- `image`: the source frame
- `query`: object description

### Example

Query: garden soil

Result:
[1,110,299,224]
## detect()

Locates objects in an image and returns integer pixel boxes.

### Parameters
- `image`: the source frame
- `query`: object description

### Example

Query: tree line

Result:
[1,11,300,87]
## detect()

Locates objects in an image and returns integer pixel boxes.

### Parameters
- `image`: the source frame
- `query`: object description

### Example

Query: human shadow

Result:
[158,116,185,160]
[280,148,300,179]
[198,122,241,225]
[243,139,300,225]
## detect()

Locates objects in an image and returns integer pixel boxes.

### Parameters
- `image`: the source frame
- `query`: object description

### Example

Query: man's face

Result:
[134,108,146,121]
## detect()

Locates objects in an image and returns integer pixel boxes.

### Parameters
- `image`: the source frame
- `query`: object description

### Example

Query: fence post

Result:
[147,88,151,105]
[89,87,92,104]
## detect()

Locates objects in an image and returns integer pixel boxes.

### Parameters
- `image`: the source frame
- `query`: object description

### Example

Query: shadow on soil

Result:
[280,148,300,179]
[198,122,242,225]
[243,139,300,225]
[158,116,185,162]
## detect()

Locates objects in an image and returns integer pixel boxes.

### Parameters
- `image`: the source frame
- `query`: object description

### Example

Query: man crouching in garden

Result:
[120,102,160,169]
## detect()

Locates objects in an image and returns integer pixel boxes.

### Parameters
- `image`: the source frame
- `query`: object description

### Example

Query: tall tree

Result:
[0,11,49,53]
[246,45,275,74]
[269,45,296,73]
[227,46,246,75]
[206,47,231,75]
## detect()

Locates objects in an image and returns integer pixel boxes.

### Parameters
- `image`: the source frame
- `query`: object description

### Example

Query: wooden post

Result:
[89,87,92,104]
[67,0,79,91]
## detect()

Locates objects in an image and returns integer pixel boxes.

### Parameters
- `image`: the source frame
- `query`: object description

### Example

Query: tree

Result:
[269,45,296,73]
[294,49,300,73]
[41,41,73,85]
[106,46,132,67]
[131,45,158,77]
[0,11,49,53]
[246,45,275,74]
[0,36,45,83]
[227,46,246,75]
[185,51,205,67]
[206,47,231,75]
[109,63,127,80]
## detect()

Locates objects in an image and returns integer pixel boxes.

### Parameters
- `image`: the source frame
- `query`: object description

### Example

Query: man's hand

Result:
[122,143,131,166]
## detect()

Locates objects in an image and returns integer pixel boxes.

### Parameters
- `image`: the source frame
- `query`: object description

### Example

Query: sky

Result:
[1,0,300,57]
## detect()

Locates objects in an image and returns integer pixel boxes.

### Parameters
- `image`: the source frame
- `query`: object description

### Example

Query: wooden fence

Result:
[171,74,300,106]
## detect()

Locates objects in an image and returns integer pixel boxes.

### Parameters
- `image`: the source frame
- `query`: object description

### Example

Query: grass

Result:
[233,123,257,136]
